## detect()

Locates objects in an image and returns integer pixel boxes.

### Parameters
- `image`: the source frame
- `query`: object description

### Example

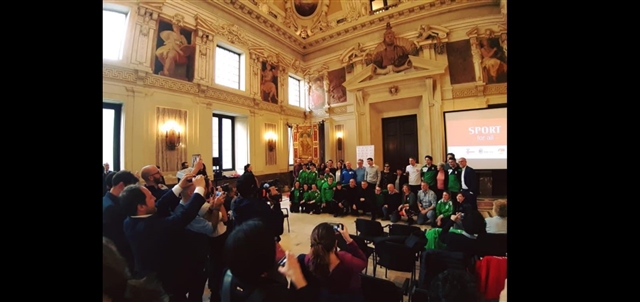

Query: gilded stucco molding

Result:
[450,83,506,98]
[103,64,305,118]
[483,83,506,95]
[207,0,495,53]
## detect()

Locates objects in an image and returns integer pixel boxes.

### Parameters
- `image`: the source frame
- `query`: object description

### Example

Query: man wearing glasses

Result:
[380,163,394,189]
[140,165,169,201]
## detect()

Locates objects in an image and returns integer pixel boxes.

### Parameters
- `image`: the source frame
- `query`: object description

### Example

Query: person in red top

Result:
[298,223,367,302]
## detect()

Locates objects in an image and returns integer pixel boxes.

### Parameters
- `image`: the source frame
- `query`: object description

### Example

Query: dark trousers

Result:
[332,200,349,216]
[388,208,416,224]
[461,189,478,210]
[290,202,300,213]
[432,188,444,201]
[299,201,309,213]
[208,232,228,302]
[306,201,320,213]
[351,199,374,218]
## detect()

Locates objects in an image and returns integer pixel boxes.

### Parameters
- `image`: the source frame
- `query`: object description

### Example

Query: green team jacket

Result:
[317,179,326,191]
[421,164,437,187]
[425,227,464,250]
[435,199,454,218]
[298,170,308,186]
[375,190,388,207]
[321,182,336,203]
[307,171,319,186]
[290,188,304,203]
[304,190,321,203]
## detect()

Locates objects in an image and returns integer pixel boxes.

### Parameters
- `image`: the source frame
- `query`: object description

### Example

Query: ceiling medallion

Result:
[284,0,332,39]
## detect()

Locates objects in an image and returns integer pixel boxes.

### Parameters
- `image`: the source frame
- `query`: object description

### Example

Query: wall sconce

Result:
[264,131,277,152]
[336,131,343,151]
[161,121,182,150]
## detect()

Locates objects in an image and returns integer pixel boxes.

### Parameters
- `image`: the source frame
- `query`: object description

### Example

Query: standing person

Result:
[444,158,462,202]
[236,164,259,198]
[405,157,421,196]
[458,157,479,210]
[421,156,437,190]
[364,158,381,195]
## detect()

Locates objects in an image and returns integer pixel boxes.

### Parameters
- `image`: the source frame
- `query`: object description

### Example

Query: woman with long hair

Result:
[299,223,367,302]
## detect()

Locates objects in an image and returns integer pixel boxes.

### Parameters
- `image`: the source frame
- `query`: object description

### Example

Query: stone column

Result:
[249,51,262,99]
[193,29,214,86]
[354,89,368,145]
[130,5,159,73]
[430,76,444,161]
[421,78,434,155]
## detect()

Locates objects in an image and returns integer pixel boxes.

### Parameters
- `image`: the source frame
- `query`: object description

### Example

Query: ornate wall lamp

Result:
[336,131,343,151]
[161,121,182,150]
[265,131,277,152]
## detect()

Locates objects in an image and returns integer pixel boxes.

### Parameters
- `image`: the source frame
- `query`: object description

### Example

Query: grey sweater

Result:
[364,165,381,186]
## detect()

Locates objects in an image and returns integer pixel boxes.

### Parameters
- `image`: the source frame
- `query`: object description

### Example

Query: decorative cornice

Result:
[205,0,497,55]
[451,83,506,98]
[103,64,305,118]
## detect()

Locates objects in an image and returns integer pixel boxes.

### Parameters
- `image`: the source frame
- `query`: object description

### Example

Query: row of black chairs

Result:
[349,218,507,302]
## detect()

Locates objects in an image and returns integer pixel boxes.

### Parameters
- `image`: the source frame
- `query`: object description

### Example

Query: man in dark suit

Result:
[236,163,259,198]
[458,157,479,210]
[121,174,207,300]
[102,170,139,273]
[355,181,377,219]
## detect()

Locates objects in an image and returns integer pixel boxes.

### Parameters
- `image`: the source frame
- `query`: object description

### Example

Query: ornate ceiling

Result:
[195,0,501,56]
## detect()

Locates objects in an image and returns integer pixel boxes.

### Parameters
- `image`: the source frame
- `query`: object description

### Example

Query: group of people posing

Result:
[289,153,479,226]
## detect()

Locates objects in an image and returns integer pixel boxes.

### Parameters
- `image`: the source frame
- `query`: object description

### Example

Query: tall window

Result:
[212,114,235,171]
[288,127,294,165]
[288,76,308,109]
[103,102,122,171]
[215,46,241,90]
[103,9,128,60]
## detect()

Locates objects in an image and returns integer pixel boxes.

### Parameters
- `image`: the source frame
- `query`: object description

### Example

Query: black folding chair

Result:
[338,234,375,275]
[354,218,390,276]
[360,273,403,302]
[480,233,507,256]
[375,239,419,301]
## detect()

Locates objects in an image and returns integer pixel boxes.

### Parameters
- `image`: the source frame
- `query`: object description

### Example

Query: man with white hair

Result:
[458,157,479,210]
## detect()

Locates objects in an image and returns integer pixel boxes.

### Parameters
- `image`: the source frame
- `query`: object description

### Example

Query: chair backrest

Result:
[375,240,416,273]
[388,223,421,237]
[418,249,467,289]
[360,273,403,302]
[480,233,507,256]
[354,218,384,237]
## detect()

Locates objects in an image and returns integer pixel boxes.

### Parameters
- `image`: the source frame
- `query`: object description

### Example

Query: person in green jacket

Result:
[316,173,326,192]
[307,164,318,187]
[299,183,310,213]
[298,165,309,187]
[433,191,454,227]
[444,158,462,198]
[304,183,321,214]
[373,186,386,219]
[421,155,438,188]
[320,176,336,214]
[391,184,418,224]
[289,180,304,213]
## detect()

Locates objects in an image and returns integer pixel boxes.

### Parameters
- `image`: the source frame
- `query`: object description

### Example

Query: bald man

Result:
[458,157,478,210]
[140,165,169,201]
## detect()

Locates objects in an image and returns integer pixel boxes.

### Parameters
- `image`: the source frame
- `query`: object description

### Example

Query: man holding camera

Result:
[121,173,208,300]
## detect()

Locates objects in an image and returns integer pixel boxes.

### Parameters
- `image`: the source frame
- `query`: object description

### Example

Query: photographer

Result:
[297,223,367,302]
[222,219,311,301]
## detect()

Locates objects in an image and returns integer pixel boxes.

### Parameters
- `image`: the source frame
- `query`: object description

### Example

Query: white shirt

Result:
[406,164,421,185]
[485,216,507,234]
[461,166,468,190]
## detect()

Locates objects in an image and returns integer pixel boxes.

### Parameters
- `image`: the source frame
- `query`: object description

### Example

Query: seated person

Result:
[439,208,487,257]
[428,269,480,302]
[416,181,437,225]
[299,183,310,213]
[319,176,337,214]
[298,223,367,302]
[485,200,507,234]
[390,184,418,225]
[303,184,322,214]
[433,191,454,227]
[381,184,402,221]
[373,186,385,219]
[331,182,348,217]
[353,181,376,219]
[344,179,360,215]
[289,181,304,213]
[440,192,467,230]
[223,219,311,301]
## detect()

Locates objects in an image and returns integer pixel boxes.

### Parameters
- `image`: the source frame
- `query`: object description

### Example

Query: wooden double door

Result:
[381,114,419,173]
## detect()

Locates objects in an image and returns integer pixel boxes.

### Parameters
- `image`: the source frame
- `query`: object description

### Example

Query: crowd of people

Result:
[102,153,506,302]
